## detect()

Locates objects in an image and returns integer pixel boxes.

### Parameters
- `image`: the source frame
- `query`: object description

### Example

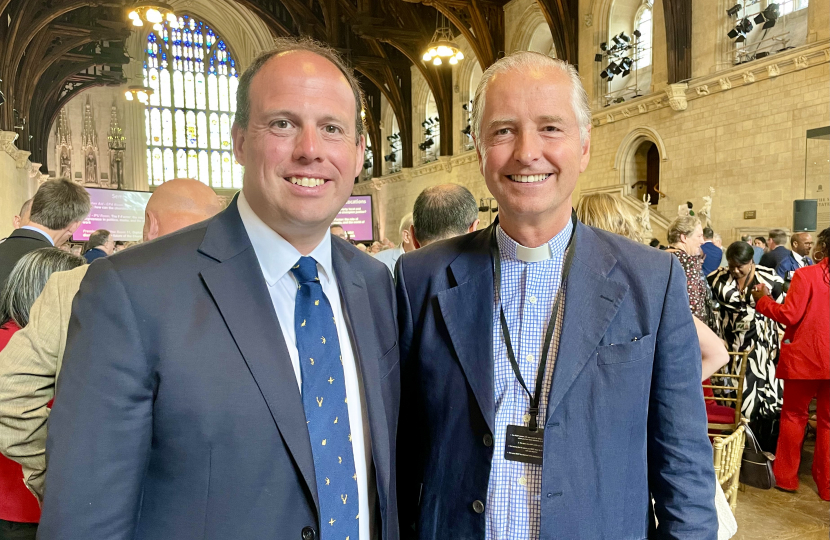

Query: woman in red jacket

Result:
[0,248,83,539]
[752,227,830,501]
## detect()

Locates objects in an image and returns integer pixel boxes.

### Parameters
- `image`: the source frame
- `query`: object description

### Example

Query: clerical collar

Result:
[496,219,573,263]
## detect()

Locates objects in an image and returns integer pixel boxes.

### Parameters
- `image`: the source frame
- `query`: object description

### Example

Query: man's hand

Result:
[751,283,769,301]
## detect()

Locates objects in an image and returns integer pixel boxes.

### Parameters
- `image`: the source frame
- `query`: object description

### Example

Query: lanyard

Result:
[490,213,577,432]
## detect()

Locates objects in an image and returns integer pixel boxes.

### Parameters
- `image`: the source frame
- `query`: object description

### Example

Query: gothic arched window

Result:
[144,15,242,189]
[634,1,653,69]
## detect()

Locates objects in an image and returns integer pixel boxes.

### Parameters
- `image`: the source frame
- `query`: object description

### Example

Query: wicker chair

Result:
[704,350,750,433]
[713,420,747,513]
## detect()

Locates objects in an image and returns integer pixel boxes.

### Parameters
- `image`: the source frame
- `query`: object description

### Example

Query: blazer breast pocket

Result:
[596,333,655,366]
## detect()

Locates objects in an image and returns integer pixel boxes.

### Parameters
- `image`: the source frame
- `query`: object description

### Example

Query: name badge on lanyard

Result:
[491,212,577,465]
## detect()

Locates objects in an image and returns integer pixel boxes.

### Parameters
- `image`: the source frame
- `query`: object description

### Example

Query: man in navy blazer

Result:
[396,52,716,539]
[40,39,399,540]
[775,231,813,280]
[759,229,791,271]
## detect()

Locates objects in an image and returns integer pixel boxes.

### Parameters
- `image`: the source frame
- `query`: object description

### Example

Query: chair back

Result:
[713,421,747,513]
[704,349,750,432]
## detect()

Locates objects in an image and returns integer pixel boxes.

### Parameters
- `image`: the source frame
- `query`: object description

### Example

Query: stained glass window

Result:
[144,15,240,187]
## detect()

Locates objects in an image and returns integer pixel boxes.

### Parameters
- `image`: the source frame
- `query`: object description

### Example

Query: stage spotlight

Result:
[622,69,631,77]
[754,13,765,24]
[727,27,740,39]
[740,18,753,33]
[600,42,607,51]
[726,4,741,17]
[633,29,641,38]
[600,70,608,79]
[595,53,603,62]
[763,19,776,29]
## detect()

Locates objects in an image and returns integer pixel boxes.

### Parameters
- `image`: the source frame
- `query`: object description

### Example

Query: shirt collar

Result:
[20,226,55,246]
[237,191,333,287]
[496,217,573,263]
[792,251,804,265]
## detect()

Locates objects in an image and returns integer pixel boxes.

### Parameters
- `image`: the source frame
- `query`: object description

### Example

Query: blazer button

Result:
[483,434,493,447]
[301,526,316,540]
[472,500,485,514]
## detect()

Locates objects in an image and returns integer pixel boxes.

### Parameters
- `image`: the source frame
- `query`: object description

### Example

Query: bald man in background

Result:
[0,179,222,500]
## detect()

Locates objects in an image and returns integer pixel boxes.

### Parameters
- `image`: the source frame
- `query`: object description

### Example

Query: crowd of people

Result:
[0,37,825,540]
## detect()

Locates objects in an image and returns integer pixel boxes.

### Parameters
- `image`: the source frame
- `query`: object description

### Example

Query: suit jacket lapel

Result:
[331,240,391,506]
[197,198,319,513]
[546,224,629,422]
[436,228,496,434]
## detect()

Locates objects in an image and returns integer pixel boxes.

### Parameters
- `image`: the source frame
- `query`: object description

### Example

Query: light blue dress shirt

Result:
[487,218,572,540]
[20,226,54,246]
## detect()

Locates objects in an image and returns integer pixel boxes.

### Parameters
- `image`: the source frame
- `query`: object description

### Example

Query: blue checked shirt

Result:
[486,219,573,540]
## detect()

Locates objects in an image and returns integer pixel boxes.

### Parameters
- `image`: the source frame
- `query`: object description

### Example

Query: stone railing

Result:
[353,150,479,194]
[591,39,829,128]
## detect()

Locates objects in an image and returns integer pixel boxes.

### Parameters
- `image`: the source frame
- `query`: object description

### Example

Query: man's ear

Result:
[469,218,480,233]
[353,134,367,179]
[410,224,421,249]
[146,211,160,241]
[231,123,246,166]
[579,124,592,173]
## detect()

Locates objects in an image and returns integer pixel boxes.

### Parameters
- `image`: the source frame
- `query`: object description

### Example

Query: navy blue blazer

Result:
[41,198,400,540]
[775,252,813,280]
[396,221,717,540]
[700,242,722,276]
[758,245,790,271]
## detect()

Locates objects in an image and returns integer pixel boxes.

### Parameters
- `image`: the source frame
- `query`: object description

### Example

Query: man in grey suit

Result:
[40,38,399,540]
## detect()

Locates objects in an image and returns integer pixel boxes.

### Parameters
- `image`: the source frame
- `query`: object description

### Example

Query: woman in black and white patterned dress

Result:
[708,241,784,451]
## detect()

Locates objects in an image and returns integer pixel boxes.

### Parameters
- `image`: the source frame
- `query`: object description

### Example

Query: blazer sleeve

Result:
[395,256,419,540]
[755,269,808,326]
[0,273,65,500]
[38,259,155,539]
[648,256,718,539]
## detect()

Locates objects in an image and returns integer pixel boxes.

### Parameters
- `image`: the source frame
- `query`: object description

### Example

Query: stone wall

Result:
[0,133,44,239]
[358,0,830,246]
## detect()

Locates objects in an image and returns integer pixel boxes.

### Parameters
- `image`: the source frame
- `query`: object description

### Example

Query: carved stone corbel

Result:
[14,149,31,169]
[695,85,710,96]
[28,162,43,178]
[742,71,756,84]
[606,113,614,123]
[767,64,780,78]
[0,131,19,154]
[666,83,688,111]
[794,56,809,70]
[637,103,648,114]
[719,78,732,90]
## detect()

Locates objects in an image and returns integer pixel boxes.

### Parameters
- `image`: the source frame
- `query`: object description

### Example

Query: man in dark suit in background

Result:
[396,51,716,540]
[40,38,399,540]
[0,180,89,285]
[759,228,790,270]
[700,226,723,276]
[775,231,813,280]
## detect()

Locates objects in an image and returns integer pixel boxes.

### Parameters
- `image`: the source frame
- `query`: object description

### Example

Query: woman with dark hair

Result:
[708,241,785,451]
[0,248,84,539]
[751,228,830,500]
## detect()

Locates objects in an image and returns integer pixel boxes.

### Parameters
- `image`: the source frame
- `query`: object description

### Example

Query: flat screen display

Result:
[72,188,152,242]
[333,195,373,242]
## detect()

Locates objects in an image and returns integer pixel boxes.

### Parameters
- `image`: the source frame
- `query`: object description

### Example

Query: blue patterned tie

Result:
[291,257,359,540]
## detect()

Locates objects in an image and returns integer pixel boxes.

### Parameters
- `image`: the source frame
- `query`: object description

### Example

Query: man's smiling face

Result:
[475,65,590,227]
[233,50,364,239]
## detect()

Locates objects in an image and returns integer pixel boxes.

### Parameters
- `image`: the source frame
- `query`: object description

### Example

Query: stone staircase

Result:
[578,184,672,243]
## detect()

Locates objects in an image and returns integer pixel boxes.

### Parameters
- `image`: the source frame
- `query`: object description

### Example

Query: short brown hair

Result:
[234,37,365,144]
[85,229,111,251]
[29,179,90,230]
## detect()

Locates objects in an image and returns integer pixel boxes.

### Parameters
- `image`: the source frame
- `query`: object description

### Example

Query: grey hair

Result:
[235,36,365,144]
[398,212,413,234]
[471,51,592,152]
[667,216,702,244]
[29,179,91,230]
[0,248,85,328]
[412,184,478,245]
[768,229,788,246]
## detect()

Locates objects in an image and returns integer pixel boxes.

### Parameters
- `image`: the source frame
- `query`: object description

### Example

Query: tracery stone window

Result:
[144,15,243,188]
